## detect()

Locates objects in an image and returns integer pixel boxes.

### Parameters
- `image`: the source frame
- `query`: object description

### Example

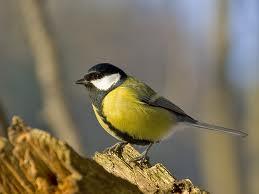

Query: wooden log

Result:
[0,116,208,194]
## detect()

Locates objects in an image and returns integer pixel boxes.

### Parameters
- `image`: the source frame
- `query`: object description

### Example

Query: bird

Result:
[76,63,247,163]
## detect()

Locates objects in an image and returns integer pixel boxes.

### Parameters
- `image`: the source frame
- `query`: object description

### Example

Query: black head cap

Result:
[88,63,127,77]
[76,63,127,85]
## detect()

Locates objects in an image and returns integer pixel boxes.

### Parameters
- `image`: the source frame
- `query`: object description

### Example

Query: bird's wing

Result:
[141,95,196,122]
[124,76,196,122]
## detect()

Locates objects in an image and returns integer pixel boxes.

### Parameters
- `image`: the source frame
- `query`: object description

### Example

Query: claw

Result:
[104,142,127,157]
[129,143,153,165]
[130,154,150,165]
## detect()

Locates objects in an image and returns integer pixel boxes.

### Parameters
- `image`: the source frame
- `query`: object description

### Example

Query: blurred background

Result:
[0,0,258,193]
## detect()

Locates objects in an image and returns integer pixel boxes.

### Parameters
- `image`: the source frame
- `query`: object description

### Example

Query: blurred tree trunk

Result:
[244,88,259,193]
[197,1,241,193]
[17,0,84,153]
[0,102,8,137]
[198,86,241,194]
[165,3,242,193]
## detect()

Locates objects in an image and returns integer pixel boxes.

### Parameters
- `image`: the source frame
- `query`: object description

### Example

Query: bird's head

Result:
[76,63,127,91]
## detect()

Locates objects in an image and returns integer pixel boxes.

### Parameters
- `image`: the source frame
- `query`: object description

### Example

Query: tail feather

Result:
[185,121,248,137]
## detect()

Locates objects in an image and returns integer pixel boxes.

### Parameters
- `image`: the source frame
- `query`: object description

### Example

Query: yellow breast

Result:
[92,105,124,141]
[99,83,175,142]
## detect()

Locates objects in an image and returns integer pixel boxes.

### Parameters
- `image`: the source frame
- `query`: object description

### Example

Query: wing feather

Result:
[141,95,196,122]
[125,77,196,122]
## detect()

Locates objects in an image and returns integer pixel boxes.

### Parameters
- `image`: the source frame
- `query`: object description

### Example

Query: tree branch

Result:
[0,116,208,194]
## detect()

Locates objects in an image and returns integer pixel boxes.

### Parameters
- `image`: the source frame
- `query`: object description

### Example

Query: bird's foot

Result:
[129,143,153,165]
[130,154,150,165]
[104,142,127,157]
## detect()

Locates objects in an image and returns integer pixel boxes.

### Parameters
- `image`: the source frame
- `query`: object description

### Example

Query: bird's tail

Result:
[185,121,248,137]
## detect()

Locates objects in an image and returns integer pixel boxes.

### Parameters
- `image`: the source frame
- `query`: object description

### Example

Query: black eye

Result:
[95,73,102,79]
[85,72,103,81]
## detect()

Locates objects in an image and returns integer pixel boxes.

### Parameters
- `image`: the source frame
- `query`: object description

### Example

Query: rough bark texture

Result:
[0,116,208,194]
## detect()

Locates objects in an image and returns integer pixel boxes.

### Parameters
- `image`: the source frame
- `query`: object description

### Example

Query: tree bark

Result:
[244,89,259,194]
[0,116,208,194]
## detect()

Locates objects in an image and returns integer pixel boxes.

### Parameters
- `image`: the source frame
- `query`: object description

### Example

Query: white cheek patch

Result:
[91,73,121,90]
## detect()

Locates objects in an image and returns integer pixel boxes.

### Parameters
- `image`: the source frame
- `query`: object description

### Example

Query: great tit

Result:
[76,63,247,163]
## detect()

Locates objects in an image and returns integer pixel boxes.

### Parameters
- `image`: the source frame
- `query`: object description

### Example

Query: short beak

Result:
[75,78,87,85]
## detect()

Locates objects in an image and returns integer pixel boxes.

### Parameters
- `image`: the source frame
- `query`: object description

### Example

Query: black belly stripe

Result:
[96,108,152,145]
